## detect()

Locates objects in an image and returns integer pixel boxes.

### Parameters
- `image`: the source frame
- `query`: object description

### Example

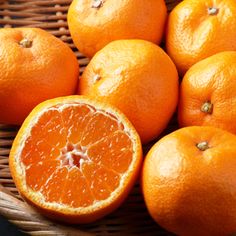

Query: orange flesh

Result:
[20,103,133,207]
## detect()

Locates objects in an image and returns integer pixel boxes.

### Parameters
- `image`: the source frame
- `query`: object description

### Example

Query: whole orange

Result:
[0,28,79,125]
[166,0,236,76]
[142,126,236,236]
[67,0,167,58]
[78,39,179,144]
[178,51,236,134]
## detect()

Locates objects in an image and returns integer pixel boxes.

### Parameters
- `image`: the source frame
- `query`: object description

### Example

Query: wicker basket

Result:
[0,0,181,235]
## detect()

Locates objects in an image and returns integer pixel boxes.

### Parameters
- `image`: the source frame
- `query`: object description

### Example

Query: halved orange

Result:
[9,96,142,223]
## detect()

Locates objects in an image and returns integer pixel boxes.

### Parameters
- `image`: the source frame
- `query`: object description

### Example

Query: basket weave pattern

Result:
[0,0,181,235]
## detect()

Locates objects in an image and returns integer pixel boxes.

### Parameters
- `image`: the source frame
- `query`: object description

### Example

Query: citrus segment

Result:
[79,111,122,147]
[21,137,60,166]
[88,132,133,174]
[61,168,94,208]
[40,167,69,203]
[10,96,142,223]
[81,162,119,201]
[30,108,67,148]
[25,160,59,192]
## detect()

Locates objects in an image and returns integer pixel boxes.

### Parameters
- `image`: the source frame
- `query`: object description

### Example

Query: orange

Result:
[142,126,236,236]
[0,28,79,125]
[67,0,167,58]
[178,51,236,134]
[78,39,179,144]
[9,96,142,224]
[166,0,236,76]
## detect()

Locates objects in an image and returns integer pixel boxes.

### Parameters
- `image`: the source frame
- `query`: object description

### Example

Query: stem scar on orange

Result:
[178,51,236,134]
[142,126,236,236]
[9,96,142,224]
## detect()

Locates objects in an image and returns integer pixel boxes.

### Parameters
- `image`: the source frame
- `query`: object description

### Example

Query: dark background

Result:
[0,215,26,235]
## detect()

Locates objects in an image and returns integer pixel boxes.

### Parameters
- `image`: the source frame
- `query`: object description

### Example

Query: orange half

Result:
[9,96,142,223]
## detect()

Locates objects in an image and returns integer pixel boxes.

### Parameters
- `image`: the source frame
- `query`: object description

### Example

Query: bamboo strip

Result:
[0,149,11,155]
[0,139,13,146]
[0,5,69,12]
[0,131,18,138]
[4,0,72,5]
